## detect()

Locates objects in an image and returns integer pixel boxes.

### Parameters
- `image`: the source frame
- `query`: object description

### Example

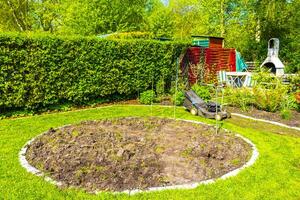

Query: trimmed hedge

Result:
[105,32,153,40]
[0,33,188,110]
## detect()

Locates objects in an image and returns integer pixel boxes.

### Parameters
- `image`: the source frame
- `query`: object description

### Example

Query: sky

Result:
[161,0,169,6]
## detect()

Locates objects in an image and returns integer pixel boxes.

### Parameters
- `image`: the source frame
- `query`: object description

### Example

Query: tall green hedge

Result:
[0,33,188,110]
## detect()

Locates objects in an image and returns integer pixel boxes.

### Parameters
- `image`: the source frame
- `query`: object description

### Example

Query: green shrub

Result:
[191,84,211,102]
[172,91,185,106]
[0,33,188,111]
[224,71,299,113]
[224,85,298,113]
[280,109,292,120]
[106,32,153,40]
[156,76,165,97]
[287,73,300,92]
[280,93,300,112]
[251,71,292,112]
[252,71,277,86]
[253,84,288,112]
[139,90,156,105]
[291,93,300,112]
[224,87,254,111]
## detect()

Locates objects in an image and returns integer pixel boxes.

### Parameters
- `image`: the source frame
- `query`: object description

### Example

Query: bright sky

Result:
[161,0,169,6]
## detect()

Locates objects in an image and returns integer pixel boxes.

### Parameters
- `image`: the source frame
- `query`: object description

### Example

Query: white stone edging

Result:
[231,113,300,131]
[19,119,259,196]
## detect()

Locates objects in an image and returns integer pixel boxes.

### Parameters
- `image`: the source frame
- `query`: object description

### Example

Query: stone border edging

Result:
[231,113,300,131]
[19,118,259,196]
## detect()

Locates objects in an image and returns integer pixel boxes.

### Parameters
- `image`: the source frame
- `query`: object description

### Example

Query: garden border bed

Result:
[19,118,259,195]
[231,113,300,131]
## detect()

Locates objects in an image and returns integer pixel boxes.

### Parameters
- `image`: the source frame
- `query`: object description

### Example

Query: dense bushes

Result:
[139,90,156,105]
[224,72,300,113]
[191,84,211,102]
[0,33,188,111]
[225,86,289,112]
[224,88,254,111]
[105,32,153,40]
[171,91,185,106]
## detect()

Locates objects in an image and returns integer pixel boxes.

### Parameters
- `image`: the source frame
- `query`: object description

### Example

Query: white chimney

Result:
[261,38,285,76]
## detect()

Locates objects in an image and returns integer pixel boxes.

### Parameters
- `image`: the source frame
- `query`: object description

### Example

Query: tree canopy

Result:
[0,0,299,72]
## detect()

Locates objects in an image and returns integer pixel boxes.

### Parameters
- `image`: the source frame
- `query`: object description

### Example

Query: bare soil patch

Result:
[26,117,251,192]
[227,106,300,127]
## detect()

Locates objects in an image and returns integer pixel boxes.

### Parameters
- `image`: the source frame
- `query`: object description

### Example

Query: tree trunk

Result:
[6,0,27,31]
[220,0,225,37]
[255,19,261,42]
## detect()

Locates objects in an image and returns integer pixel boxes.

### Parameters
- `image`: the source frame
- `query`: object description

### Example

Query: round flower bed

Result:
[24,117,252,192]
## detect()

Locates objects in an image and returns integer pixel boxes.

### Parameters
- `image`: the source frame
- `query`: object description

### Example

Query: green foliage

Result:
[252,71,278,86]
[60,0,149,36]
[191,84,211,102]
[280,93,300,113]
[0,33,188,110]
[147,2,175,38]
[169,74,187,106]
[280,109,292,120]
[1,106,300,199]
[287,73,300,92]
[172,91,185,106]
[251,72,291,112]
[139,90,156,105]
[1,1,299,73]
[31,0,62,33]
[105,32,153,40]
[155,76,165,97]
[252,86,288,112]
[0,0,32,31]
[224,71,298,113]
[224,87,254,112]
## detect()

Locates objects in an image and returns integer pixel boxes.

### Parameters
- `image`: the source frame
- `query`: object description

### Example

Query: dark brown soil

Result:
[227,106,300,127]
[26,117,251,192]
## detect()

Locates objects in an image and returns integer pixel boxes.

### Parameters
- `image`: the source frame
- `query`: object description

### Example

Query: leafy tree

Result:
[0,0,32,31]
[169,0,203,39]
[147,1,175,38]
[31,0,63,33]
[0,0,298,72]
[247,0,299,72]
[60,0,148,35]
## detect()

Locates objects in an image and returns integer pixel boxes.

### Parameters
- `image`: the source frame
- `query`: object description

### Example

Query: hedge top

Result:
[0,33,189,111]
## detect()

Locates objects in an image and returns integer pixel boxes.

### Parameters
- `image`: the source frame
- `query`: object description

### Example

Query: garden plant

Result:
[0,0,299,199]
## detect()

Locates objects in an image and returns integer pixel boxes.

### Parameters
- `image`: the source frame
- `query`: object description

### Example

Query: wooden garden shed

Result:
[182,36,237,84]
[192,35,224,48]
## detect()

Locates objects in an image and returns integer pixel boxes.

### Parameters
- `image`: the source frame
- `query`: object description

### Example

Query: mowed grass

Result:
[0,105,299,200]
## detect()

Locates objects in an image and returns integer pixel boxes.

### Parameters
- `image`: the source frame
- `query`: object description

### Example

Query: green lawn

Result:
[0,105,299,200]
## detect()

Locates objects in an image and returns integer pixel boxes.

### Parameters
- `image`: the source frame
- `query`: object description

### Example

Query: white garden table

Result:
[226,72,252,87]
